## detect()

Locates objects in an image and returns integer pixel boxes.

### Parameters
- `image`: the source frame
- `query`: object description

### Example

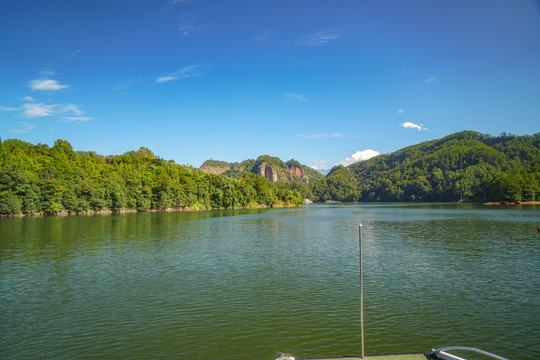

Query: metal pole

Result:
[359,224,365,359]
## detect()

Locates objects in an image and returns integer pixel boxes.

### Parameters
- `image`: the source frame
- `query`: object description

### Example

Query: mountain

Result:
[199,155,324,184]
[310,131,539,203]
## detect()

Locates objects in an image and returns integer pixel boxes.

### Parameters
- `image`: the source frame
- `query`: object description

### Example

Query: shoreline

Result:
[483,201,540,206]
[3,201,539,218]
[0,203,301,219]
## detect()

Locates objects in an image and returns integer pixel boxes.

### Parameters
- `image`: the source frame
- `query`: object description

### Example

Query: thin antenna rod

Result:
[359,224,365,359]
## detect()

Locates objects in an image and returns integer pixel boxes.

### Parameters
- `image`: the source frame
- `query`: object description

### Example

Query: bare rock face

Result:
[200,164,228,175]
[258,164,266,178]
[290,165,309,184]
[257,163,278,182]
[290,165,304,178]
[265,165,278,182]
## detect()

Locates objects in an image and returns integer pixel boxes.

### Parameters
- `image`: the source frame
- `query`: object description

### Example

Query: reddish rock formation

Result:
[265,165,278,182]
[257,163,278,182]
[290,165,309,183]
[290,165,304,178]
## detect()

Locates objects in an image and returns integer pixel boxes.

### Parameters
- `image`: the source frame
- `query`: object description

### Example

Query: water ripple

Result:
[1,204,538,359]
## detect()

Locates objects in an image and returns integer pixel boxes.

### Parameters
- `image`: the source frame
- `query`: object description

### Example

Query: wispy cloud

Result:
[22,96,35,102]
[39,69,55,77]
[294,30,341,46]
[65,49,82,60]
[311,159,330,170]
[23,103,55,117]
[284,92,308,102]
[0,105,18,111]
[401,121,428,131]
[156,65,203,83]
[22,102,90,122]
[425,74,440,83]
[156,76,178,84]
[335,149,380,167]
[178,13,204,36]
[9,122,36,133]
[397,109,405,114]
[30,79,70,91]
[255,29,341,47]
[63,116,93,122]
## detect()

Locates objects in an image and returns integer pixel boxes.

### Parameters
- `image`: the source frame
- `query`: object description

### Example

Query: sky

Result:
[1,0,539,169]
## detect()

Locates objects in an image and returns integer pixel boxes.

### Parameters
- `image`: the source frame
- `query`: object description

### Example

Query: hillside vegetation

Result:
[310,131,539,203]
[200,155,323,183]
[2,131,538,216]
[0,139,303,216]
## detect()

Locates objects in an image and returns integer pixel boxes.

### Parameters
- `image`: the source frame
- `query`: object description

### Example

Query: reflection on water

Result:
[1,204,539,359]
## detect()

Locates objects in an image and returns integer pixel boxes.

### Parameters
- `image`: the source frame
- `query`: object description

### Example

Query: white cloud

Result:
[61,104,84,115]
[63,116,93,122]
[401,121,428,131]
[311,159,330,170]
[397,109,404,114]
[335,149,380,167]
[23,103,55,117]
[178,13,204,36]
[294,30,341,46]
[157,76,178,83]
[22,96,35,102]
[30,79,70,91]
[22,103,89,120]
[156,65,203,83]
[178,65,203,77]
[65,49,82,60]
[284,92,308,102]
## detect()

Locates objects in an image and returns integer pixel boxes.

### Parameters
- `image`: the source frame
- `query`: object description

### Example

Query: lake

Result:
[1,203,539,359]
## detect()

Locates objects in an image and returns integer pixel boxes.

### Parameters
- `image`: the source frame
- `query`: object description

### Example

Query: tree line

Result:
[2,131,538,216]
[0,139,303,216]
[308,131,539,203]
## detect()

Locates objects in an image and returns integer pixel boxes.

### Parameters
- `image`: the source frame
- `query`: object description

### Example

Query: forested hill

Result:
[310,131,540,203]
[0,139,304,216]
[199,155,323,183]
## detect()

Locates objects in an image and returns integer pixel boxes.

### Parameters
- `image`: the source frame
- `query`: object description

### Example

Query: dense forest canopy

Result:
[1,131,538,216]
[0,139,303,215]
[309,131,540,203]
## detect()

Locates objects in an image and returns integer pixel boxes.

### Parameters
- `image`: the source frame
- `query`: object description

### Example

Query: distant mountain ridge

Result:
[199,155,324,184]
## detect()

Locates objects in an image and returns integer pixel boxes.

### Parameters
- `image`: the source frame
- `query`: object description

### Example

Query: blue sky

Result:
[1,0,539,169]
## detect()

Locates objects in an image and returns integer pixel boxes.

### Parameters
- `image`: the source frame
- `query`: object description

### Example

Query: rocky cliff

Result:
[199,155,323,183]
[199,160,231,175]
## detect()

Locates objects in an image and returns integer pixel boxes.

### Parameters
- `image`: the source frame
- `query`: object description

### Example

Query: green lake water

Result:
[1,203,539,359]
